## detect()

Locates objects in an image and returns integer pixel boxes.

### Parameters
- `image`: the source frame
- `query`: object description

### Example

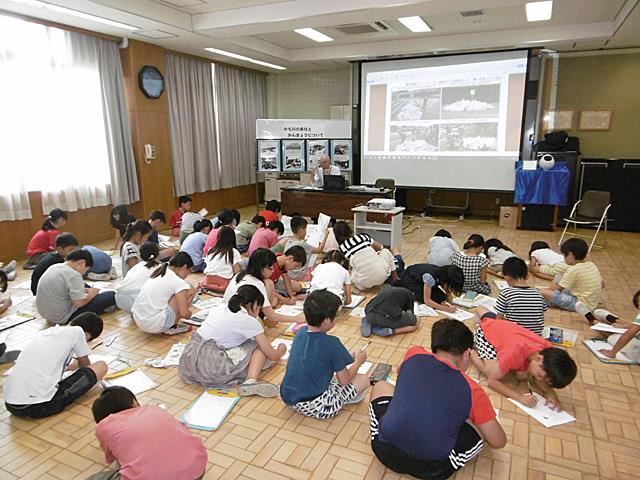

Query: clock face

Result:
[138,65,165,99]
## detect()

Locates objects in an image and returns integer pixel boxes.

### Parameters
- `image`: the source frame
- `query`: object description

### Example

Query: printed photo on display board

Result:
[331,140,352,170]
[281,140,306,172]
[307,139,329,170]
[257,139,281,172]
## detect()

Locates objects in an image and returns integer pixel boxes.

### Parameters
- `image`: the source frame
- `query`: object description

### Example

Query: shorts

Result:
[549,289,578,311]
[474,315,498,360]
[136,306,177,334]
[369,396,483,480]
[292,379,357,419]
[159,306,177,332]
[6,367,98,419]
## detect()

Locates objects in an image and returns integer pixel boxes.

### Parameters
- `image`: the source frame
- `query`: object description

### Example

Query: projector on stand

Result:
[367,198,396,210]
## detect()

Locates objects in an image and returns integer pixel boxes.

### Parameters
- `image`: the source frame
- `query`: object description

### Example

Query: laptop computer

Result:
[323,175,346,191]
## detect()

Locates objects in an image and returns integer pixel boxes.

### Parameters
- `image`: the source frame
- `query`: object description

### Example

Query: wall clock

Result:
[138,65,164,99]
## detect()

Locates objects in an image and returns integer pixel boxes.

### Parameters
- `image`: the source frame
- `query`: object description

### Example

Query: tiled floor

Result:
[1,209,639,480]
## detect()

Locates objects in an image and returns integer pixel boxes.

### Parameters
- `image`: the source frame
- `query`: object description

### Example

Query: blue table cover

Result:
[514,161,570,205]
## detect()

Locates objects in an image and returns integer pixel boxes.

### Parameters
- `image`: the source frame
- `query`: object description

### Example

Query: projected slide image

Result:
[390,88,441,121]
[439,123,498,151]
[441,84,500,119]
[390,125,439,152]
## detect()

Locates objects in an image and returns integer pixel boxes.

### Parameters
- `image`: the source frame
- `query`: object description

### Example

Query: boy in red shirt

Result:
[258,199,281,225]
[471,309,577,410]
[90,386,207,480]
[268,246,306,306]
[169,195,192,237]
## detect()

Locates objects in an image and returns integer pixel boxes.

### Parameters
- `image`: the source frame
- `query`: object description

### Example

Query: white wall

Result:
[267,67,351,119]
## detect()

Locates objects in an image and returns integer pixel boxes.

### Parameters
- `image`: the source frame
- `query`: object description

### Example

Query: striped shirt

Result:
[340,233,374,259]
[495,286,547,335]
[558,261,602,311]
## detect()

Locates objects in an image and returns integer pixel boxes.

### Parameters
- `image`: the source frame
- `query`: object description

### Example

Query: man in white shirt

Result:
[4,312,107,418]
[311,154,341,187]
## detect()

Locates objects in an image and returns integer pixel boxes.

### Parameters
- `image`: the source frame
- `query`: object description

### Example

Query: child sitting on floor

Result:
[110,205,135,252]
[179,285,286,395]
[90,386,207,480]
[235,215,265,253]
[202,209,236,255]
[169,195,192,237]
[121,220,153,278]
[258,199,281,225]
[24,208,68,269]
[179,219,213,272]
[399,264,464,313]
[599,289,640,362]
[426,229,459,266]
[539,238,603,317]
[247,220,284,255]
[471,311,577,410]
[361,283,419,337]
[0,271,11,316]
[115,242,161,313]
[83,245,115,281]
[4,312,107,418]
[30,232,79,295]
[451,234,491,295]
[528,240,569,280]
[131,252,196,335]
[309,250,352,306]
[200,226,243,293]
[495,257,547,335]
[269,246,307,306]
[280,290,370,419]
[147,210,177,259]
[484,238,518,275]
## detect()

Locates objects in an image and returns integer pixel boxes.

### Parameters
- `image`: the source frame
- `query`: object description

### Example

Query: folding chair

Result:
[374,178,396,196]
[558,190,611,253]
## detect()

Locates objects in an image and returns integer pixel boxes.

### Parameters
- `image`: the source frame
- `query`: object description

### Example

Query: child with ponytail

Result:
[24,208,68,269]
[120,220,153,278]
[131,252,196,335]
[115,242,161,313]
[450,234,491,295]
[200,226,243,293]
[179,284,285,396]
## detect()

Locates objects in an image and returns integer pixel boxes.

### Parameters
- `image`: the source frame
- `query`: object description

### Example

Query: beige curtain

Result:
[214,64,267,188]
[166,53,220,196]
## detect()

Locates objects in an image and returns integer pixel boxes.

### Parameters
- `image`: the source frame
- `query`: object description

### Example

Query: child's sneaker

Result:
[162,324,191,336]
[1,260,17,274]
[372,326,394,337]
[575,301,595,325]
[345,390,367,404]
[238,379,279,397]
[360,318,372,338]
[6,270,16,281]
[108,267,118,280]
[87,272,111,281]
[594,309,618,324]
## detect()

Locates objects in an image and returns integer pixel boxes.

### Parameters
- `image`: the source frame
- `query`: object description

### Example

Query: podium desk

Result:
[352,205,405,249]
[280,186,392,220]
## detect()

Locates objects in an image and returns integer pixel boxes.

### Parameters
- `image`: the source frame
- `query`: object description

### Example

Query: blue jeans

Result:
[68,291,116,321]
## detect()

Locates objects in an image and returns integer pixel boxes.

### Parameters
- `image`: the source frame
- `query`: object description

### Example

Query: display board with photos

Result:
[281,139,306,172]
[330,139,352,171]
[306,139,329,170]
[257,139,281,172]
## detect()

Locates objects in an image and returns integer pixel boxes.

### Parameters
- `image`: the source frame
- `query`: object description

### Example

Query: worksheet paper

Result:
[271,338,293,360]
[344,295,364,308]
[182,391,239,431]
[103,369,157,395]
[413,303,437,317]
[583,339,638,364]
[350,307,366,318]
[436,308,475,321]
[275,306,304,317]
[590,323,627,334]
[493,280,509,291]
[508,392,576,428]
[346,361,373,374]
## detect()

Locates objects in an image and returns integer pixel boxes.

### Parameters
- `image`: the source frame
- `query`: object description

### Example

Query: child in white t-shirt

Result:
[309,250,352,305]
[200,226,243,293]
[115,242,161,313]
[121,221,153,278]
[179,285,286,395]
[528,241,569,280]
[131,253,196,335]
[484,238,518,275]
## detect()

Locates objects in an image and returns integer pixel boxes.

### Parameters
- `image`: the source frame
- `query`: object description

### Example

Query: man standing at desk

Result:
[311,154,341,187]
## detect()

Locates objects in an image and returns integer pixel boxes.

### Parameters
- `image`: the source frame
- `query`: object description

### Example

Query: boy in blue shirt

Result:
[280,289,370,419]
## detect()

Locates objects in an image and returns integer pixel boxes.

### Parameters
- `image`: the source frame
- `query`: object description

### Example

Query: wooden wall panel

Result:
[189,184,258,216]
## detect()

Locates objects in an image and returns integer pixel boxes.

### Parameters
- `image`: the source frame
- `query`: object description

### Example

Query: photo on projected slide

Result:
[390,88,441,121]
[282,140,306,172]
[441,84,500,120]
[257,139,280,172]
[390,125,439,153]
[439,123,498,151]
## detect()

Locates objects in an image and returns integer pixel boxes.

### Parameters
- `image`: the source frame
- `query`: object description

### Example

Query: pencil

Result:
[360,341,372,352]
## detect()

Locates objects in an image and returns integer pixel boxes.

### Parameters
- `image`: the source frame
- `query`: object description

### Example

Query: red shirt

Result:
[270,253,285,282]
[258,210,279,225]
[95,406,207,480]
[247,228,278,256]
[169,208,185,229]
[26,229,59,256]
[202,227,221,255]
[480,317,551,374]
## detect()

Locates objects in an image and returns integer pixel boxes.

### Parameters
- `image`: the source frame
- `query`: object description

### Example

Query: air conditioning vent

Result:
[460,9,484,17]
[334,22,390,35]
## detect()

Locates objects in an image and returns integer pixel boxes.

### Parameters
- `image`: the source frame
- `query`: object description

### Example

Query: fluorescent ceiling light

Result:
[8,0,139,30]
[398,16,431,33]
[294,28,333,43]
[526,1,553,22]
[204,48,286,70]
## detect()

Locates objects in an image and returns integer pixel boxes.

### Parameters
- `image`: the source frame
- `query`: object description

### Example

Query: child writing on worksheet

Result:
[450,234,491,295]
[25,208,68,269]
[121,220,153,278]
[309,250,352,306]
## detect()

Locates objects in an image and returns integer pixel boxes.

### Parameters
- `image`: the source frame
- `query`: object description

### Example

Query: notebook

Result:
[583,339,639,364]
[413,303,437,317]
[542,326,579,348]
[182,390,239,431]
[508,392,576,428]
[103,369,158,394]
[344,295,365,308]
[590,323,627,334]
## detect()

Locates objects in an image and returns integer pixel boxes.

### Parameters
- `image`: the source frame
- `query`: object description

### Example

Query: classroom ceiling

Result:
[0,0,639,72]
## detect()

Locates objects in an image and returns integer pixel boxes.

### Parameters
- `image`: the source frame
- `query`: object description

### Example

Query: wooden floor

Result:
[1,209,639,480]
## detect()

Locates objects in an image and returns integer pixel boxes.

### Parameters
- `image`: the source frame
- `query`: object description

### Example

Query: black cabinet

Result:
[579,159,640,232]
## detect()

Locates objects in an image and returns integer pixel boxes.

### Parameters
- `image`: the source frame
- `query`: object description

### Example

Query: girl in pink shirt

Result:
[25,208,68,269]
[91,386,207,480]
[247,221,284,256]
